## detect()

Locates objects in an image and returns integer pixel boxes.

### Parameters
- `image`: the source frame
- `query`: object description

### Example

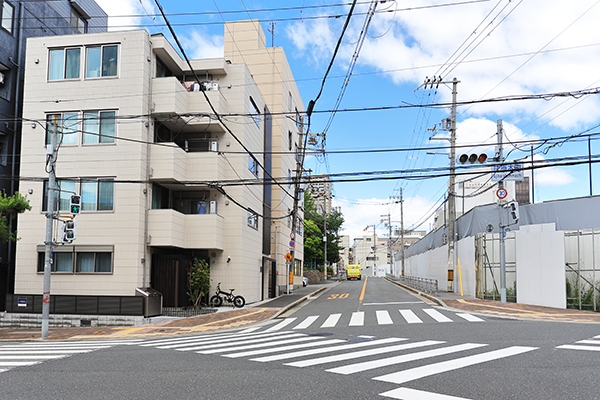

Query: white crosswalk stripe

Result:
[376,310,393,325]
[349,312,365,326]
[399,310,423,324]
[320,313,341,328]
[0,339,140,374]
[557,335,600,352]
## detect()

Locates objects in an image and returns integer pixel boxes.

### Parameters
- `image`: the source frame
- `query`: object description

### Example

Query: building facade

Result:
[307,174,332,215]
[0,0,107,309]
[16,24,303,308]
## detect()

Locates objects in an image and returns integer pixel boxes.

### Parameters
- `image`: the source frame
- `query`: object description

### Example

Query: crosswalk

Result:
[0,340,142,374]
[137,330,538,398]
[557,334,600,352]
[264,308,484,331]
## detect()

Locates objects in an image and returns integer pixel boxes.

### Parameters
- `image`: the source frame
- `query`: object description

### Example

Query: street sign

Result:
[496,188,508,199]
[290,232,295,240]
[491,163,524,182]
[284,253,292,262]
[289,240,295,248]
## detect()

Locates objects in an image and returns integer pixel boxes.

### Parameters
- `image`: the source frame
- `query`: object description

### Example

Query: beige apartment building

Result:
[15,22,304,308]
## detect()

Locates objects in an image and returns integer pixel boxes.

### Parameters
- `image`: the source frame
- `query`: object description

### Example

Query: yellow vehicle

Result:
[346,264,362,280]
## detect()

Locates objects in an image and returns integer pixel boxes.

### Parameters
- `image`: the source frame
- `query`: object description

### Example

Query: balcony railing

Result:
[148,209,224,250]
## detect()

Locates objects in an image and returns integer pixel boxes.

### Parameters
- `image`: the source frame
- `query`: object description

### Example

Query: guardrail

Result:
[387,275,438,296]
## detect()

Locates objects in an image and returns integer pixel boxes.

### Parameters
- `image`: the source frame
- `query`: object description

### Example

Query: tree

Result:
[0,192,31,243]
[187,258,211,308]
[303,191,345,266]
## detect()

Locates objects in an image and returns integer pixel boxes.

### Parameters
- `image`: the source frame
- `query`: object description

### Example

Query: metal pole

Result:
[447,78,458,292]
[323,203,327,280]
[589,136,593,196]
[400,188,405,276]
[531,145,535,204]
[42,116,58,338]
[497,119,507,304]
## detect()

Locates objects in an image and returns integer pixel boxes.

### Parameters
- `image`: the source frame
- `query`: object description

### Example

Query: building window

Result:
[86,45,118,78]
[247,210,258,230]
[83,111,115,143]
[46,113,79,145]
[42,180,76,212]
[248,156,259,177]
[37,251,73,273]
[37,247,113,273]
[82,179,114,211]
[49,48,81,80]
[288,131,292,151]
[1,1,14,34]
[76,252,112,273]
[288,92,292,111]
[295,108,302,131]
[249,97,260,126]
[70,7,87,33]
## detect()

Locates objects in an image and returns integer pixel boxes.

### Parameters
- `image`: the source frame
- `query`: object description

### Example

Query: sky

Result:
[95,0,600,244]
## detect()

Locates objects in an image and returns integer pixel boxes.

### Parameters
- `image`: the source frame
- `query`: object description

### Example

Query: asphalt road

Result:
[1,278,600,400]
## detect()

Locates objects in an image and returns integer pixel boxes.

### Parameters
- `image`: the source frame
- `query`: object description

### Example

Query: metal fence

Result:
[564,229,600,312]
[387,274,438,296]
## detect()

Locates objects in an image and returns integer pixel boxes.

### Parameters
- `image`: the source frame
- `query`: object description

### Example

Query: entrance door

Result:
[151,255,190,307]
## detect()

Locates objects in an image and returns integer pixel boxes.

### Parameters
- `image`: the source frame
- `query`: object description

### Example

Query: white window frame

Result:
[48,47,81,81]
[247,210,258,230]
[1,0,14,34]
[81,178,114,211]
[83,110,116,144]
[85,44,119,79]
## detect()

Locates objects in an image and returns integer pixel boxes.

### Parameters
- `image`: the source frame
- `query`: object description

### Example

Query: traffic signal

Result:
[62,220,76,243]
[507,201,519,224]
[457,153,487,164]
[70,195,81,215]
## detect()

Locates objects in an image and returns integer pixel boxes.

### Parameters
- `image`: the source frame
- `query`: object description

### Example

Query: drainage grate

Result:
[309,333,334,337]
[347,337,374,343]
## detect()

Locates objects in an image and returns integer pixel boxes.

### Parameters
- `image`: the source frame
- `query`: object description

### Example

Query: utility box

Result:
[135,287,163,317]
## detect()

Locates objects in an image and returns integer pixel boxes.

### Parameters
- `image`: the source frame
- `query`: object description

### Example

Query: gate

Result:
[475,232,516,301]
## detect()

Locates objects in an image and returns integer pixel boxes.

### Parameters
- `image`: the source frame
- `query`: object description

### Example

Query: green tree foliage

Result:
[188,258,211,308]
[0,192,32,243]
[303,191,345,265]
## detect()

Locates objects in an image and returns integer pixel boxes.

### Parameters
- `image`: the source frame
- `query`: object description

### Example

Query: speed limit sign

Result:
[496,188,508,199]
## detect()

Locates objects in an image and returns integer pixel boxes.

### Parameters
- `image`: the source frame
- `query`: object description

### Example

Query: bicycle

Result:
[210,282,246,308]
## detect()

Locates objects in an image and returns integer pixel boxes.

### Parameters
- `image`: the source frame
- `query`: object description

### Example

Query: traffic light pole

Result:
[447,78,458,292]
[42,117,58,339]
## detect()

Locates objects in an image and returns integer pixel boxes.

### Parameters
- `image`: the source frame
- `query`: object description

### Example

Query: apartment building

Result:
[224,20,305,293]
[15,25,301,308]
[307,174,333,215]
[0,0,107,309]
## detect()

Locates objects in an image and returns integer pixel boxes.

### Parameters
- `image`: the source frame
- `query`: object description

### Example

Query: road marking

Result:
[0,345,112,350]
[557,344,600,352]
[286,340,444,368]
[374,346,537,384]
[294,316,319,330]
[349,312,365,326]
[142,331,271,347]
[197,335,323,354]
[424,309,453,323]
[265,318,297,331]
[455,313,485,322]
[0,350,96,354]
[0,355,68,360]
[0,361,43,367]
[379,387,473,400]
[359,277,368,302]
[251,337,406,363]
[321,313,341,328]
[163,332,294,350]
[238,327,261,333]
[575,339,600,345]
[223,339,345,358]
[376,310,394,325]
[186,333,307,352]
[328,343,485,375]
[399,310,423,324]
[363,302,424,306]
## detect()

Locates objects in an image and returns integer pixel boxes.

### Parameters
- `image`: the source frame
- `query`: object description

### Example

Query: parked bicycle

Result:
[210,282,246,308]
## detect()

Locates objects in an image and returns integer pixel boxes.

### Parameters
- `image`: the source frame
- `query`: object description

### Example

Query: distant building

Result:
[308,174,332,215]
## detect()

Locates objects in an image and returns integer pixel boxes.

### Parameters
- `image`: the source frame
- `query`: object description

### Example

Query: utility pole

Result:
[497,119,507,304]
[289,114,306,293]
[380,212,392,274]
[42,116,58,339]
[447,78,459,293]
[323,202,327,280]
[400,188,405,276]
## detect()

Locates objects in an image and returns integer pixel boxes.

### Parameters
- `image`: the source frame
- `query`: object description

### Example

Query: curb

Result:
[271,286,329,319]
[383,277,447,307]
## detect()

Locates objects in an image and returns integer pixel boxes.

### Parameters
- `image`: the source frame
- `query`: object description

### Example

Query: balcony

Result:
[148,209,224,250]
[150,145,226,183]
[152,76,227,132]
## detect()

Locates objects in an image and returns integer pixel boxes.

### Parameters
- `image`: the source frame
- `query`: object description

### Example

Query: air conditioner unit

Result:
[0,72,4,85]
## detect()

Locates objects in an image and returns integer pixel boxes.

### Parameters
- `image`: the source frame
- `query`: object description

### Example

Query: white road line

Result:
[328,343,485,375]
[0,361,43,367]
[557,344,600,352]
[321,313,341,328]
[376,310,394,325]
[286,340,444,368]
[161,332,293,350]
[293,316,319,330]
[363,302,424,306]
[238,327,261,333]
[178,333,304,352]
[455,313,485,322]
[0,350,95,354]
[0,345,111,350]
[0,355,68,360]
[251,338,407,363]
[223,339,345,359]
[594,334,600,339]
[265,318,297,331]
[148,331,286,348]
[197,336,322,354]
[380,387,473,400]
[0,369,7,373]
[374,346,537,384]
[349,312,364,326]
[575,339,600,345]
[399,310,422,324]
[424,309,453,323]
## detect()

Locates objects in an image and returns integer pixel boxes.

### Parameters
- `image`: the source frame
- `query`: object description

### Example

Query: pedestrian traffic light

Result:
[70,195,81,215]
[458,153,488,164]
[62,220,76,243]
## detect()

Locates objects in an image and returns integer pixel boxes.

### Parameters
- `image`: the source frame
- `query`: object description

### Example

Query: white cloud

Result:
[180,30,224,59]
[95,0,157,31]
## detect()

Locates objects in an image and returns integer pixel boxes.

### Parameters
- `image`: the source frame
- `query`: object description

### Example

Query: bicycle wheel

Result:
[233,295,245,308]
[210,295,222,307]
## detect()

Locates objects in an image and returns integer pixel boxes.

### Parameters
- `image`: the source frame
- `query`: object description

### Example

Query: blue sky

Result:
[96,0,600,242]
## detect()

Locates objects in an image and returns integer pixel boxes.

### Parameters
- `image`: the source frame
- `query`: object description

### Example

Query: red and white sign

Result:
[496,188,508,199]
[290,232,295,240]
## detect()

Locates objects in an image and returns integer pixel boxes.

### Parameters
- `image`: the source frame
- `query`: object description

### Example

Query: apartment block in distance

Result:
[15,25,299,309]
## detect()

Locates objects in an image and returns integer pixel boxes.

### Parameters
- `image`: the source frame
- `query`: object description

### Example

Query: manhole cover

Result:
[309,333,333,337]
[347,337,374,343]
